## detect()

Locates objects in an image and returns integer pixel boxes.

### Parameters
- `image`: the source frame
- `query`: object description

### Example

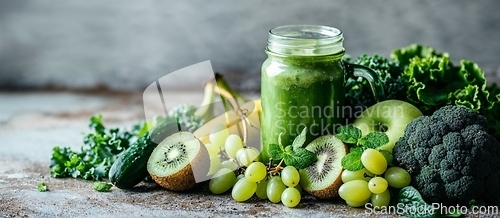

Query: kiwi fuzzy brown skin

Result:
[149,134,210,192]
[301,135,348,199]
[305,171,343,199]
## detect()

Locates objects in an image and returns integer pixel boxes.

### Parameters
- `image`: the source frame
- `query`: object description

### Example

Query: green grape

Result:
[281,166,300,187]
[231,177,257,202]
[368,177,388,194]
[208,155,222,175]
[225,134,244,159]
[209,124,229,148]
[371,189,391,209]
[209,168,236,194]
[379,150,393,166]
[221,159,238,171]
[245,162,267,183]
[341,169,372,183]
[236,148,259,167]
[338,180,372,202]
[205,143,220,157]
[255,179,268,199]
[361,149,387,175]
[345,197,370,207]
[295,183,303,193]
[267,176,286,203]
[281,187,301,208]
[384,166,411,188]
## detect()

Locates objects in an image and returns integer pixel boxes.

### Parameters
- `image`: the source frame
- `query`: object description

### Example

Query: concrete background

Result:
[0,0,499,91]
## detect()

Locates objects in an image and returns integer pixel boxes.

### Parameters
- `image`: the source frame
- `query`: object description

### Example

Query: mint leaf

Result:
[341,147,364,171]
[283,147,317,169]
[358,132,389,149]
[269,143,284,160]
[93,181,112,192]
[336,126,362,144]
[38,182,47,192]
[292,127,308,150]
[278,132,285,151]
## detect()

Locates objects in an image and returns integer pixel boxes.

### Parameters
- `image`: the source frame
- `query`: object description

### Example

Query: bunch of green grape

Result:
[339,148,411,208]
[205,124,260,175]
[207,124,303,207]
[228,164,302,207]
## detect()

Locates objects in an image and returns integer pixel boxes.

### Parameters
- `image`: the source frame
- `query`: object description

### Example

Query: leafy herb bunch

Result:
[50,115,146,180]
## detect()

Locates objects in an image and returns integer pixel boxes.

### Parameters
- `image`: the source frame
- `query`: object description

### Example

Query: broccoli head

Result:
[393,105,500,205]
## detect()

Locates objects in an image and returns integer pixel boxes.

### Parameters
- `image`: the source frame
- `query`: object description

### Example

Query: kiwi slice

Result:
[299,135,347,199]
[147,131,209,191]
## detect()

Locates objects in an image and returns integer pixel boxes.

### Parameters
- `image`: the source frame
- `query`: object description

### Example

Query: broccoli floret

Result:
[393,105,500,205]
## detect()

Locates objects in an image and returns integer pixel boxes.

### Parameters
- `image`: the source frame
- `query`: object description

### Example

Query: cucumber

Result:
[109,120,180,189]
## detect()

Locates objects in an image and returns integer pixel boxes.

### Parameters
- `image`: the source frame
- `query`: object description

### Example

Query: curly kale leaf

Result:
[50,115,143,181]
[345,54,407,111]
[392,44,500,140]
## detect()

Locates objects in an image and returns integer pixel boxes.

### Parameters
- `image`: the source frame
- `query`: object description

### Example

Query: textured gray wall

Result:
[0,0,499,91]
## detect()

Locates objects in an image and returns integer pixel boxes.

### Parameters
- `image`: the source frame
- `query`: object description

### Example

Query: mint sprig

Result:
[358,132,390,149]
[337,126,390,171]
[341,147,364,171]
[336,125,362,144]
[268,127,316,169]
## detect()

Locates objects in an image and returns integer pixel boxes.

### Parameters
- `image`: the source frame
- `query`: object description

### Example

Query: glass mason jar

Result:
[260,25,382,162]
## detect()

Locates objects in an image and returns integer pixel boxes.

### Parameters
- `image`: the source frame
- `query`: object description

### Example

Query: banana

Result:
[193,99,261,175]
[194,99,261,145]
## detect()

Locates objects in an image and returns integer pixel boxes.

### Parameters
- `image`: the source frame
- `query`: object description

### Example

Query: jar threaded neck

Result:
[267,25,345,56]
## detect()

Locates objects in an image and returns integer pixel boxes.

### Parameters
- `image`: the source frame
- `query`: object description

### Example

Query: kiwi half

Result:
[299,135,347,199]
[147,131,209,191]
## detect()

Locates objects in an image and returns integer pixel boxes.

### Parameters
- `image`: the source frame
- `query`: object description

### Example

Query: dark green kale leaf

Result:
[344,54,407,115]
[50,115,143,181]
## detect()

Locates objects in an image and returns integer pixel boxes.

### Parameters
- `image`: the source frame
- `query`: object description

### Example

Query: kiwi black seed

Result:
[147,132,209,191]
[299,135,348,199]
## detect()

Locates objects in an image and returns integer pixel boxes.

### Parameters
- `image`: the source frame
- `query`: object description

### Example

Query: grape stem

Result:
[268,159,285,175]
[364,173,374,180]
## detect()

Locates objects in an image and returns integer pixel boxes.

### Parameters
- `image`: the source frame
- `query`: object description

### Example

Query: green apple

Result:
[353,100,423,152]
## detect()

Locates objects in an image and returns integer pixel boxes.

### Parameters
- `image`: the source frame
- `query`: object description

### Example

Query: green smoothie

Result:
[260,53,345,163]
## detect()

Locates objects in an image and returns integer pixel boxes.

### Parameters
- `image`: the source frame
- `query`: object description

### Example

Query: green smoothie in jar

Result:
[260,25,382,163]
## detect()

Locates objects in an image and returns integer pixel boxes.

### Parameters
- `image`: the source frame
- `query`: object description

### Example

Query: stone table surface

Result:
[0,91,403,217]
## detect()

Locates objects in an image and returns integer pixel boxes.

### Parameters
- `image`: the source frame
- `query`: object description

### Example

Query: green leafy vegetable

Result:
[397,186,438,218]
[38,182,47,192]
[337,126,389,171]
[341,147,364,171]
[50,115,143,181]
[358,132,389,149]
[398,187,437,217]
[346,44,500,140]
[392,44,500,140]
[93,181,113,192]
[344,54,407,113]
[291,127,307,150]
[268,127,317,169]
[268,143,283,161]
[336,125,362,144]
